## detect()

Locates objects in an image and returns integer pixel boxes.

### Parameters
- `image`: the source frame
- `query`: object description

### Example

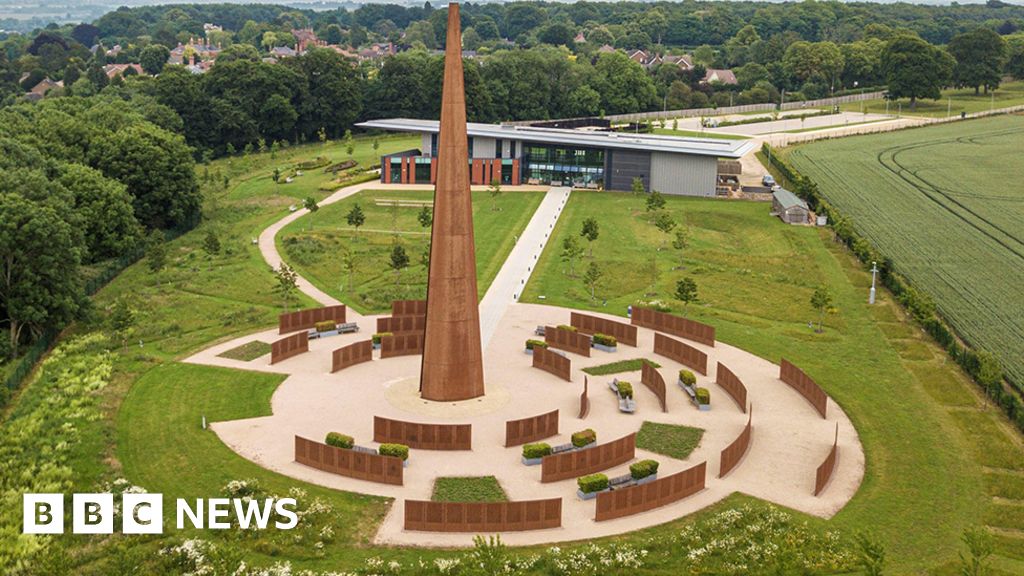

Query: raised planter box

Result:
[619,396,636,413]
[524,348,533,355]
[577,487,610,501]
[593,343,617,353]
[522,456,543,466]
[691,396,711,411]
[372,342,382,350]
[308,328,340,340]
[635,472,658,485]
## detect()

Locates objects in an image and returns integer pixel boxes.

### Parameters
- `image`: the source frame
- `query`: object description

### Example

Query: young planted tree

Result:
[646,190,666,212]
[340,247,356,293]
[420,241,431,269]
[344,129,355,160]
[272,168,280,183]
[318,126,327,146]
[654,211,677,248]
[675,277,698,315]
[488,178,502,211]
[583,261,603,301]
[372,138,380,155]
[303,196,319,230]
[272,263,299,312]
[417,205,433,228]
[389,244,410,285]
[202,229,221,255]
[346,203,366,236]
[109,297,135,351]
[810,286,833,333]
[146,236,167,279]
[560,235,585,277]
[631,177,645,196]
[671,228,690,269]
[580,217,599,257]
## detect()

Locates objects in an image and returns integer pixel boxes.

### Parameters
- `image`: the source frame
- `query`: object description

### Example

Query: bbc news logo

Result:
[23,494,298,534]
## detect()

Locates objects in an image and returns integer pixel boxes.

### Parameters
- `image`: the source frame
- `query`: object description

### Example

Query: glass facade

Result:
[522,144,604,187]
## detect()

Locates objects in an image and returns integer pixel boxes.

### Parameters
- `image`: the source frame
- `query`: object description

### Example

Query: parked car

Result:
[762,174,776,187]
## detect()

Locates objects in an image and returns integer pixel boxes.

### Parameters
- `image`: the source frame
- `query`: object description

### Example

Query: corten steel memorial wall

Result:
[532,346,572,381]
[594,461,707,521]
[381,333,424,358]
[718,409,753,478]
[814,423,839,496]
[505,410,559,447]
[570,312,638,347]
[540,433,637,483]
[579,377,590,419]
[715,362,748,413]
[391,299,426,317]
[278,305,347,334]
[376,315,426,334]
[780,358,828,419]
[654,333,709,375]
[641,362,668,412]
[404,498,562,532]
[544,326,592,357]
[631,307,715,347]
[374,416,472,450]
[331,340,373,373]
[294,436,404,485]
[270,332,309,365]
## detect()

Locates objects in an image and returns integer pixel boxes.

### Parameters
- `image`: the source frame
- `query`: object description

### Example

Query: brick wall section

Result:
[376,315,426,334]
[630,307,715,347]
[544,325,592,357]
[715,362,748,413]
[540,433,636,483]
[373,416,472,450]
[594,461,707,521]
[380,333,424,358]
[278,305,347,334]
[640,361,668,412]
[570,312,638,346]
[718,409,753,478]
[532,346,572,381]
[294,436,403,485]
[504,410,559,447]
[653,333,708,375]
[392,299,427,316]
[330,340,373,373]
[815,423,839,496]
[779,358,828,419]
[270,332,308,364]
[404,498,562,532]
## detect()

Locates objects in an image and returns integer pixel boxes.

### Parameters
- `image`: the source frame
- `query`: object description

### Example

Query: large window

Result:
[522,144,604,187]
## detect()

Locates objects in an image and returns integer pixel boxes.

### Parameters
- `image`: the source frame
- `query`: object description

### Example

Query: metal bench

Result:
[534,325,546,336]
[352,445,377,455]
[551,443,575,454]
[337,322,359,334]
[609,473,633,487]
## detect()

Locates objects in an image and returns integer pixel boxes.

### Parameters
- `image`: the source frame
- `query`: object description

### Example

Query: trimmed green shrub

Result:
[572,428,597,447]
[379,443,409,460]
[522,442,552,459]
[593,333,617,347]
[296,156,330,170]
[630,459,660,480]
[315,320,337,333]
[679,370,697,386]
[557,324,577,332]
[617,381,634,399]
[525,339,548,350]
[325,432,354,449]
[577,473,609,493]
[696,387,711,405]
[372,332,393,344]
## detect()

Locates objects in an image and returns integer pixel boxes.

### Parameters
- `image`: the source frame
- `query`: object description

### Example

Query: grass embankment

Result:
[431,477,508,502]
[649,128,752,140]
[277,189,544,314]
[582,358,661,376]
[217,340,271,361]
[839,80,1024,118]
[520,190,1024,572]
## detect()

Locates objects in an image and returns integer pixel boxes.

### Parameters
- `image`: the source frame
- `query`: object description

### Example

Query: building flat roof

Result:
[357,118,755,159]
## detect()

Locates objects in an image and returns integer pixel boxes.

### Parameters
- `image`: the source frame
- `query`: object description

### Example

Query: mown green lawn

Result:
[520,190,1024,573]
[431,476,508,502]
[277,189,544,314]
[15,136,1021,574]
[839,80,1024,118]
[636,421,704,460]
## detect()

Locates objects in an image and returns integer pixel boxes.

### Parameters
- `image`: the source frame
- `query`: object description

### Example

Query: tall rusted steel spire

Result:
[419,2,485,401]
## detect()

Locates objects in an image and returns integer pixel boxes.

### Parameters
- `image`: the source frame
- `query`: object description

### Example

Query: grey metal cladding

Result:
[606,149,652,192]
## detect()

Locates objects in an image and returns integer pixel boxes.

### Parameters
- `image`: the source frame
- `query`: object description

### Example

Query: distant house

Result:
[772,188,810,224]
[702,68,738,85]
[103,63,144,79]
[270,46,297,59]
[662,54,695,71]
[169,38,221,66]
[574,31,586,43]
[25,78,62,100]
[597,44,616,54]
[292,28,326,52]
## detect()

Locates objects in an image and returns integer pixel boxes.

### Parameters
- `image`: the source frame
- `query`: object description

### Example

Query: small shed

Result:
[772,188,810,224]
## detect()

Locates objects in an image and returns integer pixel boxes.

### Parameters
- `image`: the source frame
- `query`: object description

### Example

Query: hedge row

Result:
[763,143,1023,434]
[525,339,547,350]
[617,381,634,400]
[630,459,659,480]
[572,428,597,448]
[578,473,609,493]
[325,432,354,449]
[679,370,697,387]
[522,442,552,459]
[592,333,617,347]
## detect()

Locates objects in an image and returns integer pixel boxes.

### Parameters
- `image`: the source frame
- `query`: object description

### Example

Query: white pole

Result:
[869,261,878,304]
